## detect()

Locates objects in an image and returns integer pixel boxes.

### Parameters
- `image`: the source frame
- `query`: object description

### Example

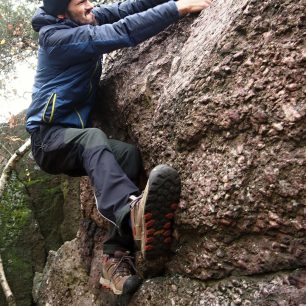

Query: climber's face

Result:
[65,0,96,25]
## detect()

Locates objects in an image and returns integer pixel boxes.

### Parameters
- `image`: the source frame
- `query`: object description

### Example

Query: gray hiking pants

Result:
[30,125,141,254]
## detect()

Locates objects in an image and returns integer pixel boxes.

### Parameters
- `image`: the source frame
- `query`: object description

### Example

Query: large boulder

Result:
[98,0,306,281]
[34,0,306,304]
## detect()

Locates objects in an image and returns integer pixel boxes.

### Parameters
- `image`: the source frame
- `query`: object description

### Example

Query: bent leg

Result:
[31,126,140,254]
[31,126,139,225]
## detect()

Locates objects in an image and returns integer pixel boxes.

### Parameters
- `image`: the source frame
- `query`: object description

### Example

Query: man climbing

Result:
[26,0,213,296]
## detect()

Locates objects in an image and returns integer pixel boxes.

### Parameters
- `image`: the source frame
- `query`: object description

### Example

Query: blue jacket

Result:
[26,0,179,133]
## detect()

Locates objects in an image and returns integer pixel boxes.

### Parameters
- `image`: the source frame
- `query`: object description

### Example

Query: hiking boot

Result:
[100,251,142,295]
[130,164,181,259]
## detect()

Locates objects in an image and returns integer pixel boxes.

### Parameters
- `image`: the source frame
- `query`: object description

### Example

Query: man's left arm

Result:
[93,0,173,25]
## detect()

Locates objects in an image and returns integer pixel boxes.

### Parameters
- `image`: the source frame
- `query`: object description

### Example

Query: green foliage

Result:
[0,172,31,250]
[0,0,39,72]
[0,171,36,306]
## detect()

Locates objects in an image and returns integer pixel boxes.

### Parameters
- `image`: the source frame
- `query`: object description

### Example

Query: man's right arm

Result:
[94,0,213,25]
[42,0,213,63]
[93,0,173,25]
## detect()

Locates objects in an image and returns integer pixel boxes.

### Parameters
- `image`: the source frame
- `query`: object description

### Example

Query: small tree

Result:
[0,0,37,294]
[0,138,31,306]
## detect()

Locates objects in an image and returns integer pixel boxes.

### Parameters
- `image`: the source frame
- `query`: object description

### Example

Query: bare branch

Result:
[0,256,16,306]
[0,138,31,198]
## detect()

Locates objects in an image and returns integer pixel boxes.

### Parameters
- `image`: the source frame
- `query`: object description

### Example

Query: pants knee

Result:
[84,128,110,150]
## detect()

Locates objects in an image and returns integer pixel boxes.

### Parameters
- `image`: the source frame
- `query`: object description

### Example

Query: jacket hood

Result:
[32,7,84,32]
[32,7,58,32]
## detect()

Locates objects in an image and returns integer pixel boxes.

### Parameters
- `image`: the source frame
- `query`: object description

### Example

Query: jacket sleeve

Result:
[93,0,173,25]
[41,1,179,63]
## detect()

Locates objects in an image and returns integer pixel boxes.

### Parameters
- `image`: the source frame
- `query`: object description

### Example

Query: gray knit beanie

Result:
[43,0,70,16]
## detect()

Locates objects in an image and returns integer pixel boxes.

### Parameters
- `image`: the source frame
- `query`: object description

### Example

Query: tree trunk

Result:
[0,256,16,306]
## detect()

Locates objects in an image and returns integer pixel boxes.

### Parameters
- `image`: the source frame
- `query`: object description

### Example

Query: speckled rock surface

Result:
[132,269,306,306]
[96,0,306,281]
[35,0,305,304]
[34,239,98,306]
[34,237,306,306]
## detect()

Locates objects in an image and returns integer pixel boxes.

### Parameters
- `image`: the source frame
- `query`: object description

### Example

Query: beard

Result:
[66,10,97,26]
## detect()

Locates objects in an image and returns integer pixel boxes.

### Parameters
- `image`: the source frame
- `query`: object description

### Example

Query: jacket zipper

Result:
[75,108,84,129]
[42,93,56,123]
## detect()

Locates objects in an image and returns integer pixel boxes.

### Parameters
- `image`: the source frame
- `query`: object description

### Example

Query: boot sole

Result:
[139,165,181,259]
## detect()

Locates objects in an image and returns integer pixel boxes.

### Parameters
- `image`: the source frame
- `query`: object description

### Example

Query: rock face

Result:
[36,240,306,306]
[34,0,305,305]
[33,239,97,306]
[99,0,306,281]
